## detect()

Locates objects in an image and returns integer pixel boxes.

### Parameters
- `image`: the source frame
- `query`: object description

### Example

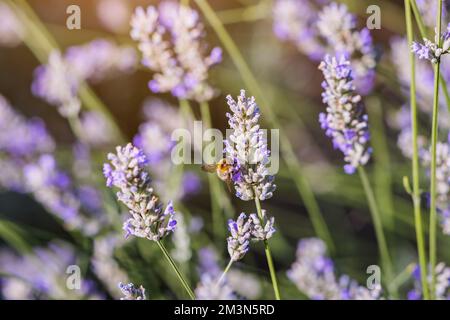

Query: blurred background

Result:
[0,0,449,300]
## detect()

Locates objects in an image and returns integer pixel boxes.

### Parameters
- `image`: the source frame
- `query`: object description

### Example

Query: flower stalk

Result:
[254,191,281,300]
[157,240,195,300]
[428,0,443,300]
[405,0,430,300]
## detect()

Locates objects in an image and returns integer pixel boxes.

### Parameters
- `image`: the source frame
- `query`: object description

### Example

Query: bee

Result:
[201,158,235,192]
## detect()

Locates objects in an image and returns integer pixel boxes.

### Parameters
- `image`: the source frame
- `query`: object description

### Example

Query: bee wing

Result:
[201,164,217,173]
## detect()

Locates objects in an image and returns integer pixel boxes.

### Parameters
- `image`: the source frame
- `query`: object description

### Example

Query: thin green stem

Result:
[194,0,334,254]
[428,0,443,300]
[366,97,395,229]
[254,192,281,300]
[156,240,195,300]
[218,260,233,285]
[358,167,396,298]
[405,0,430,300]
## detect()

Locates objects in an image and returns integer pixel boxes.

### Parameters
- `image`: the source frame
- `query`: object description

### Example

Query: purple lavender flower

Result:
[0,94,54,158]
[195,275,236,300]
[23,154,81,225]
[420,137,450,235]
[287,238,381,300]
[227,213,253,262]
[91,235,129,299]
[103,143,177,241]
[249,210,276,241]
[412,23,450,64]
[224,90,276,201]
[78,111,117,147]
[65,39,137,82]
[130,2,222,102]
[416,0,448,29]
[408,263,450,300]
[273,1,376,94]
[319,55,372,174]
[118,282,146,300]
[32,51,82,117]
[0,242,103,299]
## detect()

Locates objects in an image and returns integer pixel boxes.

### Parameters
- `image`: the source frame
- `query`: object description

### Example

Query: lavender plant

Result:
[130,2,222,102]
[103,143,194,299]
[319,54,395,296]
[118,282,146,300]
[287,238,381,300]
[273,0,377,94]
[224,90,280,299]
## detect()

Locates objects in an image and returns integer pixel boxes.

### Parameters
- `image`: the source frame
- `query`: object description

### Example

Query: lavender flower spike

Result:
[319,55,372,174]
[118,282,146,300]
[225,90,276,201]
[227,213,253,261]
[412,23,450,63]
[421,138,450,235]
[130,2,222,102]
[103,143,177,241]
[250,209,276,241]
[32,51,81,117]
[195,275,236,300]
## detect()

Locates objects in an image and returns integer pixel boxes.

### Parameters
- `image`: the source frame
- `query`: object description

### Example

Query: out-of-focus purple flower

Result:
[273,1,376,94]
[118,282,146,300]
[171,213,192,264]
[0,2,24,47]
[224,90,276,201]
[32,51,81,117]
[287,238,381,300]
[319,55,372,174]
[32,40,137,118]
[408,263,450,300]
[103,143,177,241]
[416,0,448,29]
[0,94,54,158]
[181,171,202,197]
[79,111,117,147]
[65,39,137,82]
[195,274,236,300]
[198,247,221,277]
[420,138,450,235]
[0,242,103,299]
[92,235,129,299]
[23,154,80,224]
[130,2,222,102]
[97,0,131,34]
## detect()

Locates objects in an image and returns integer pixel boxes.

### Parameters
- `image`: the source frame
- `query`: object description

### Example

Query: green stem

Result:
[254,192,281,300]
[218,260,233,285]
[156,240,195,300]
[366,97,395,229]
[428,0,443,300]
[405,0,430,300]
[194,0,334,254]
[358,167,396,298]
